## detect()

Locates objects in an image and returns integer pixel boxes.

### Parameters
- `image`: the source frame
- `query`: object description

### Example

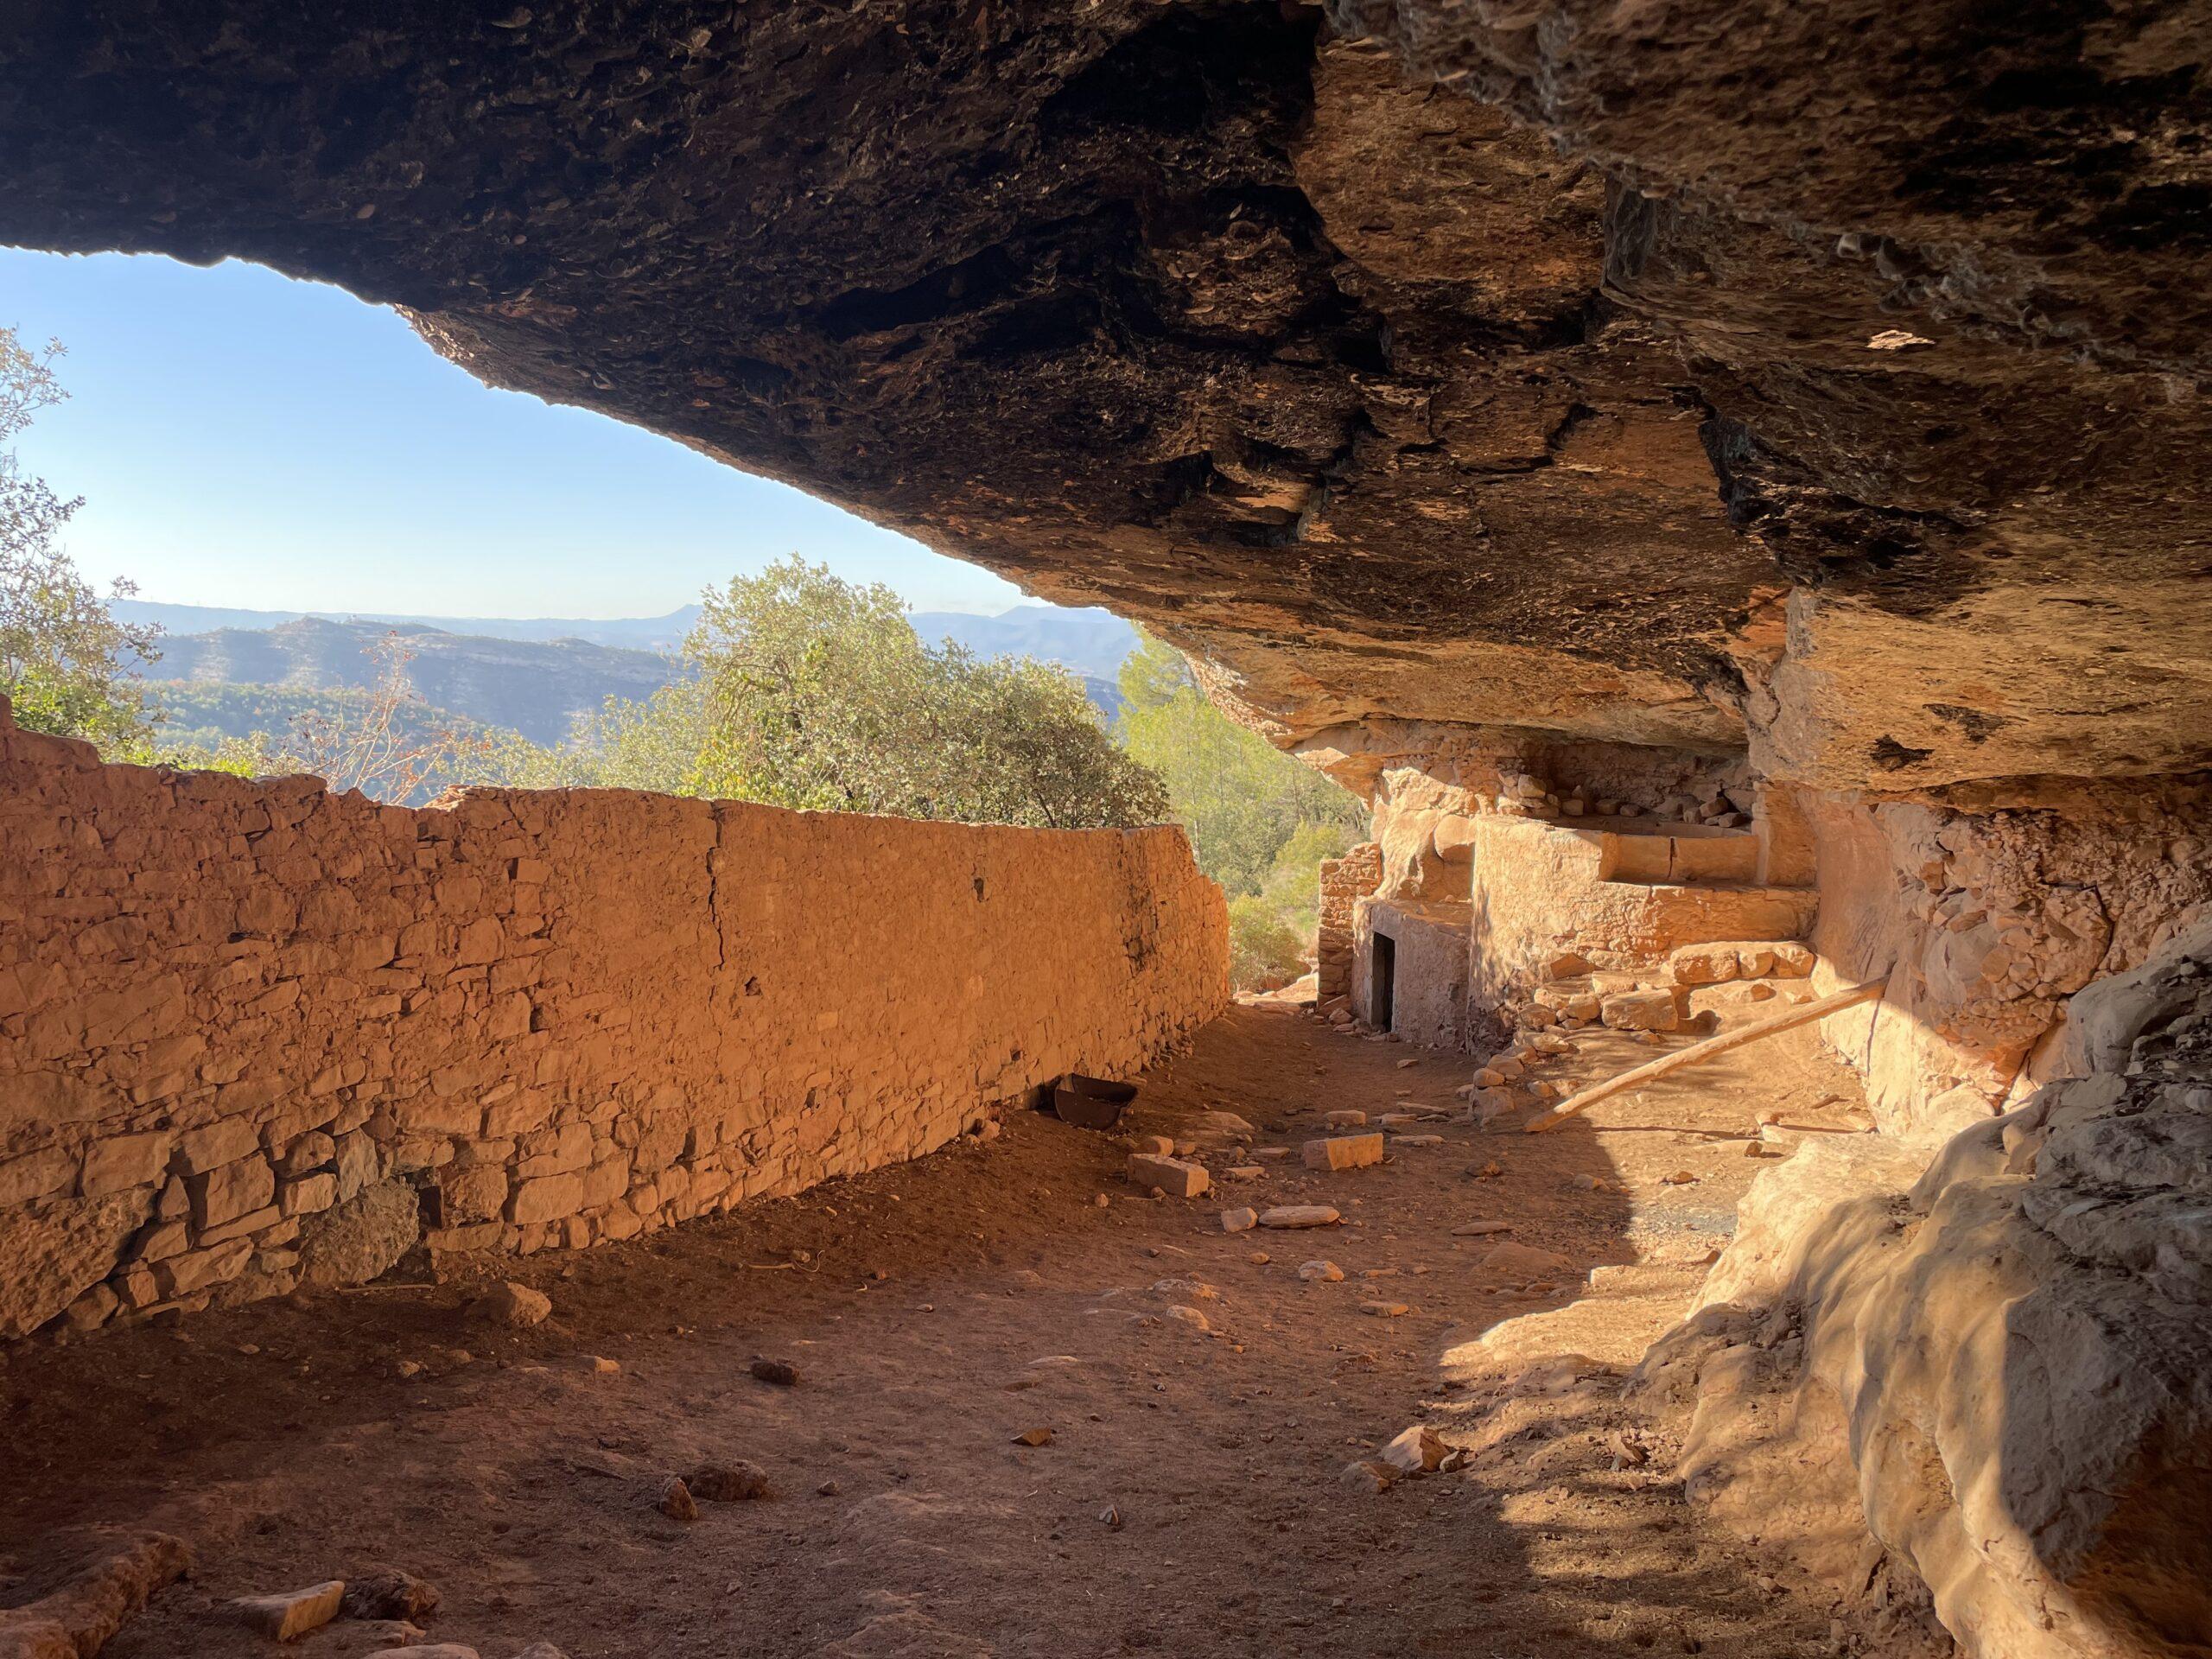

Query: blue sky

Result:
[0,247,1027,618]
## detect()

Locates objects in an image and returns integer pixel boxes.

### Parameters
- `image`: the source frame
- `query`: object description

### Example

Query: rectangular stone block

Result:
[282,1173,339,1217]
[1302,1134,1384,1171]
[1599,988,1682,1032]
[140,1217,188,1262]
[177,1118,259,1174]
[1126,1153,1211,1198]
[1669,944,1744,986]
[188,1154,276,1230]
[200,1204,283,1247]
[80,1130,172,1197]
[424,1220,505,1254]
[1669,830,1758,883]
[278,1131,336,1177]
[0,1145,75,1205]
[510,1171,587,1224]
[155,1238,252,1298]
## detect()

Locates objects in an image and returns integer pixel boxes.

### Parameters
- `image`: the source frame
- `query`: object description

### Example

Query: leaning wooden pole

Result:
[1522,977,1887,1134]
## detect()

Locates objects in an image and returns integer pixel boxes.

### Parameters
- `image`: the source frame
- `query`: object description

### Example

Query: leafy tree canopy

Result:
[499,558,1168,830]
[1114,631,1366,988]
[1116,631,1363,896]
[0,327,159,748]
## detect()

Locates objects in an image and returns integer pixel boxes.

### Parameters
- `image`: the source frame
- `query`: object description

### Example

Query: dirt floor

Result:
[1,1000,1942,1659]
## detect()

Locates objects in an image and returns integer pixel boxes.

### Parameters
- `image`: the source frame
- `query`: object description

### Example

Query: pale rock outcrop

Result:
[0,1190,152,1339]
[1637,915,2212,1659]
[297,1181,423,1289]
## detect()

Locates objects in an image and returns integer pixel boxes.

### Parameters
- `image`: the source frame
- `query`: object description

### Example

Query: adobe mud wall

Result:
[0,704,1228,1339]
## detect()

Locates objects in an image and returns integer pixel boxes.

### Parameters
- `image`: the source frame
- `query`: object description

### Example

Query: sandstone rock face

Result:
[0,711,1226,1333]
[0,1189,152,1339]
[0,4,2204,791]
[1801,780,2212,1143]
[296,1182,422,1290]
[1639,916,2212,1659]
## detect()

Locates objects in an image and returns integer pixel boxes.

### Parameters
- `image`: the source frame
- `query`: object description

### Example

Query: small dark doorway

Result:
[1371,931,1396,1033]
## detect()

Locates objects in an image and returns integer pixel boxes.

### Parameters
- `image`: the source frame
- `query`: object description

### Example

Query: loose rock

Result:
[1126,1153,1210,1198]
[480,1281,550,1329]
[1380,1425,1448,1474]
[230,1580,346,1641]
[690,1460,774,1501]
[1220,1207,1257,1233]
[1478,1241,1577,1281]
[1301,1134,1383,1172]
[1341,1459,1399,1493]
[1259,1205,1340,1230]
[750,1357,800,1386]
[341,1567,442,1623]
[656,1476,698,1522]
[1297,1260,1344,1282]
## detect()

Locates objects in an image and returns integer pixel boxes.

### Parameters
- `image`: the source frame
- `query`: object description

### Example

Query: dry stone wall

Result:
[1466,816,1815,1013]
[1315,842,1381,1001]
[0,705,1228,1338]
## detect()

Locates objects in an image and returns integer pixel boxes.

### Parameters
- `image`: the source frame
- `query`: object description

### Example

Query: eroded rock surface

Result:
[1639,913,2212,1658]
[1,3,2203,790]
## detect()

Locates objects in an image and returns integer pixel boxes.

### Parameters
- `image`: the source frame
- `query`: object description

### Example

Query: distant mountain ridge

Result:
[116,598,1140,679]
[116,598,704,653]
[141,617,683,746]
[122,599,1138,747]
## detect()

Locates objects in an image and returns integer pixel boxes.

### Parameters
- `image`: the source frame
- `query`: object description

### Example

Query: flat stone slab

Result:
[1126,1154,1210,1198]
[231,1580,346,1641]
[1258,1205,1340,1230]
[1301,1134,1384,1171]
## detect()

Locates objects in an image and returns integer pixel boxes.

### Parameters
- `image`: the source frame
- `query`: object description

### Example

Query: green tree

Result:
[495,558,1166,830]
[1116,631,1363,894]
[1115,631,1365,988]
[0,327,160,747]
[486,680,709,794]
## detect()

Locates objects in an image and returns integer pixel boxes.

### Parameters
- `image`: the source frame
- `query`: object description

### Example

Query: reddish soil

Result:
[2,1002,1927,1658]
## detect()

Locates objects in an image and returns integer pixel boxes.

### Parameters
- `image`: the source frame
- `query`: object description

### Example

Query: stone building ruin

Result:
[3,3,2209,1658]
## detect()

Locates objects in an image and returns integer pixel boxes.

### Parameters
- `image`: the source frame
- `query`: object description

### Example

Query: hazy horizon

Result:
[114,592,1077,627]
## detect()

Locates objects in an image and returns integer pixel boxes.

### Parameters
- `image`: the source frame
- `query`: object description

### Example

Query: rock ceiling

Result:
[2,0,2206,794]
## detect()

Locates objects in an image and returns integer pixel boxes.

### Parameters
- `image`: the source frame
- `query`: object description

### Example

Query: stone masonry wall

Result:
[1316,842,1382,1001]
[0,704,1229,1338]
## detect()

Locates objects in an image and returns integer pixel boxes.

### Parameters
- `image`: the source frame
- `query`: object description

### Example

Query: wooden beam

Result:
[1522,978,1887,1134]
